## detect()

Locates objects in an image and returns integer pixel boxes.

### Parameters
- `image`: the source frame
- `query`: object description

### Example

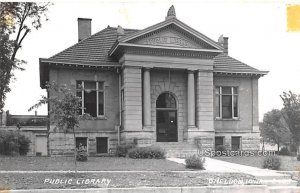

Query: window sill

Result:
[95,116,107,120]
[215,118,240,121]
[85,116,107,120]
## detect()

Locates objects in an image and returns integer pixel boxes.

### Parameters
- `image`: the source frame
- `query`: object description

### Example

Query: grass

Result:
[0,172,258,189]
[214,155,300,171]
[0,156,186,171]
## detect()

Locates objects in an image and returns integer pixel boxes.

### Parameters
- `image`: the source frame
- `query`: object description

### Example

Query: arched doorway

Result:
[156,93,178,142]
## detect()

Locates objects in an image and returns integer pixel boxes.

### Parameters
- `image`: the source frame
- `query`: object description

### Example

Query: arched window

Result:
[156,93,176,109]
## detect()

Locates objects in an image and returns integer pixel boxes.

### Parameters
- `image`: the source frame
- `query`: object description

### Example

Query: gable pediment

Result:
[131,27,206,49]
[109,18,223,58]
[122,20,223,51]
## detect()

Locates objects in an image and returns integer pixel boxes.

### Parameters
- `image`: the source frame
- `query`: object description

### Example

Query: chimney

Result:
[223,37,229,54]
[117,25,125,39]
[78,18,92,42]
[218,35,229,54]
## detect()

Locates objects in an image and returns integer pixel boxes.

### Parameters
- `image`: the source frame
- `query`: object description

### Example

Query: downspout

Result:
[118,68,121,145]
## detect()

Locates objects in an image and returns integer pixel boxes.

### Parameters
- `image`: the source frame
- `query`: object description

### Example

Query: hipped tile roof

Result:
[42,26,266,75]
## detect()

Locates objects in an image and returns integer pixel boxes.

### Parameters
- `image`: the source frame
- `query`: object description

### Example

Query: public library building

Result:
[39,6,267,156]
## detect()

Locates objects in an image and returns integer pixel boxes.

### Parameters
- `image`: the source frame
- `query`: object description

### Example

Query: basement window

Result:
[96,137,108,154]
[231,136,241,151]
[215,136,225,150]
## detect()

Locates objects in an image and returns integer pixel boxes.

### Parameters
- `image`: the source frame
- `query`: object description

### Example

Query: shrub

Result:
[278,147,289,156]
[185,155,205,169]
[297,154,300,161]
[215,145,227,156]
[0,130,31,156]
[18,135,31,155]
[76,144,88,161]
[128,146,165,159]
[263,156,281,170]
[115,144,136,157]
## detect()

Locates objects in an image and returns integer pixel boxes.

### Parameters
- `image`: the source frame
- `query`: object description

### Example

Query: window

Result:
[96,137,108,153]
[76,137,87,149]
[231,136,241,151]
[215,86,238,119]
[215,136,224,150]
[76,81,104,117]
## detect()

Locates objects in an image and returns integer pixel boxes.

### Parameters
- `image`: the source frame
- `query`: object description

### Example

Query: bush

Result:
[115,144,136,157]
[263,156,281,170]
[185,155,205,169]
[18,135,31,155]
[297,154,300,161]
[0,130,31,156]
[278,147,289,156]
[215,145,227,156]
[76,144,88,161]
[128,146,165,159]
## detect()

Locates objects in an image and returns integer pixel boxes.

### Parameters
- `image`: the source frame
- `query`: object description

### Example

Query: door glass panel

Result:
[156,93,176,108]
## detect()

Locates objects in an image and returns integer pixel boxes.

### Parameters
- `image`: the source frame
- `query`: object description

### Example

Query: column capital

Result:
[197,69,213,73]
[143,67,152,71]
[187,69,194,74]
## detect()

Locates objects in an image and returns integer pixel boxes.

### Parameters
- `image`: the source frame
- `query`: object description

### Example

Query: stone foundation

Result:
[49,131,118,156]
[215,131,260,151]
[185,129,215,150]
[120,130,155,147]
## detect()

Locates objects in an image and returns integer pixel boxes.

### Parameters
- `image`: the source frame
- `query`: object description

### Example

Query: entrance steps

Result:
[156,142,199,158]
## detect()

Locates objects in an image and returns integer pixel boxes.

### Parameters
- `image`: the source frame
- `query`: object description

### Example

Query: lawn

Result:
[0,156,261,189]
[214,155,300,171]
[0,156,186,171]
[0,172,258,189]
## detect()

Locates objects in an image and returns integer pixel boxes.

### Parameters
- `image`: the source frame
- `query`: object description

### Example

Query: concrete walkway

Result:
[167,157,298,186]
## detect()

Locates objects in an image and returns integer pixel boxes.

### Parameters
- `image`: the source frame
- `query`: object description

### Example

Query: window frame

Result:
[215,86,239,120]
[76,137,88,153]
[96,137,109,154]
[76,81,105,117]
[215,136,225,149]
[231,136,241,151]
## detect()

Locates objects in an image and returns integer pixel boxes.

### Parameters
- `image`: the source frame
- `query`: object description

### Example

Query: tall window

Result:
[76,81,104,117]
[215,86,238,119]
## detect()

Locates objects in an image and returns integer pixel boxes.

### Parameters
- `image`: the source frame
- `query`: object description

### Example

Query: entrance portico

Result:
[111,7,222,146]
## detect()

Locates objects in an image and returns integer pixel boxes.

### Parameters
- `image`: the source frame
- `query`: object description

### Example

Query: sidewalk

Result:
[167,157,298,186]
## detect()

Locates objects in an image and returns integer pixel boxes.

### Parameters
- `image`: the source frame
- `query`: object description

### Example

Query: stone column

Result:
[123,67,142,131]
[143,68,151,127]
[196,70,214,131]
[187,70,195,127]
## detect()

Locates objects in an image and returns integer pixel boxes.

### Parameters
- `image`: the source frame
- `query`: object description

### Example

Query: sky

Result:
[3,0,300,121]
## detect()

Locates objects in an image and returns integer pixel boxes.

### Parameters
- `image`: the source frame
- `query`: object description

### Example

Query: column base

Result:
[143,125,153,131]
[184,130,215,151]
[120,130,154,147]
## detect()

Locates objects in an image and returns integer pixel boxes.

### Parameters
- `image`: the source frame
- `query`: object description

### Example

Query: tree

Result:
[29,82,90,171]
[280,91,300,153]
[0,2,52,111]
[260,109,292,152]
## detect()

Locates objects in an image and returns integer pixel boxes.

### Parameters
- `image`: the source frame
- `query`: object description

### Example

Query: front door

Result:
[156,93,178,142]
